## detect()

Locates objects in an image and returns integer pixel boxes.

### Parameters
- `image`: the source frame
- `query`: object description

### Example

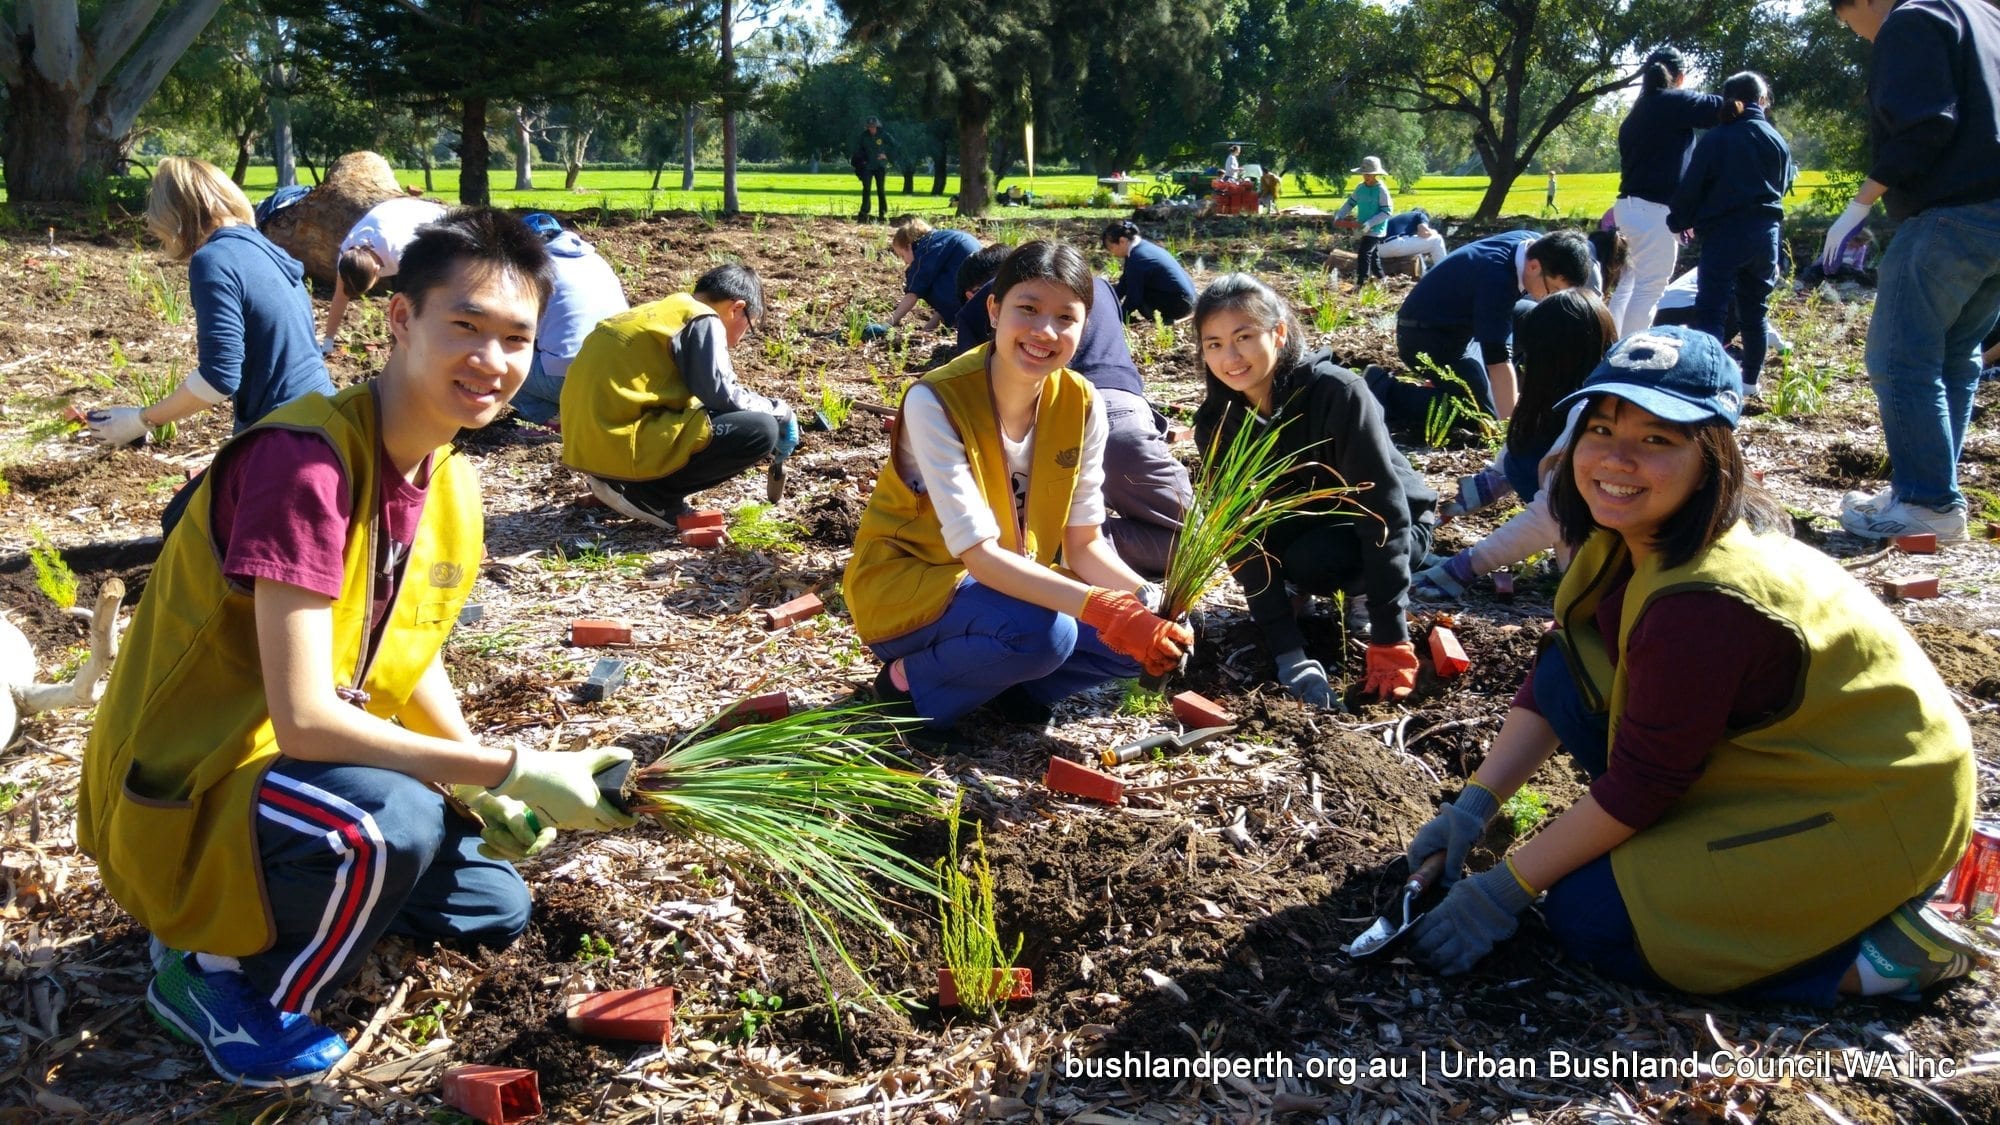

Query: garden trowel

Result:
[1342,852,1446,959]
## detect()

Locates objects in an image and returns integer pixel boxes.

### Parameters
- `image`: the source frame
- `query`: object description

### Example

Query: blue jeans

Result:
[1865,196,2000,511]
[869,580,1140,726]
[1692,218,1780,389]
[1528,645,1852,1005]
[237,758,530,1014]
[512,351,563,425]
[1499,446,1543,503]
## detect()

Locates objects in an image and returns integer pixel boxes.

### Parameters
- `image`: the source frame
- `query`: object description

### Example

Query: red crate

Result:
[1045,756,1123,804]
[716,691,790,731]
[442,1065,541,1124]
[937,967,1032,1008]
[1429,626,1470,678]
[565,986,675,1042]
[569,618,632,646]
[762,593,824,629]
[1170,691,1235,728]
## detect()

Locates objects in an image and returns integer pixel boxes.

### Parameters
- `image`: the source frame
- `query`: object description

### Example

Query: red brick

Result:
[1881,575,1940,600]
[1491,570,1516,600]
[63,404,90,425]
[1045,756,1124,804]
[565,986,675,1042]
[684,526,727,548]
[1429,625,1470,678]
[1166,425,1195,445]
[1170,691,1235,728]
[569,618,632,646]
[677,508,725,531]
[937,966,1032,1008]
[882,415,898,434]
[762,593,824,629]
[716,691,790,731]
[442,1065,541,1124]
[1988,521,2000,541]
[1894,532,1938,555]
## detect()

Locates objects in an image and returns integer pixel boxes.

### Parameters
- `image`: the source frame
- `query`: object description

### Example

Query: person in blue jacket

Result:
[1379,230,1594,426]
[509,212,631,425]
[86,157,333,535]
[1668,72,1797,391]
[887,219,981,334]
[1608,49,1726,337]
[1825,0,2000,544]
[1101,221,1198,324]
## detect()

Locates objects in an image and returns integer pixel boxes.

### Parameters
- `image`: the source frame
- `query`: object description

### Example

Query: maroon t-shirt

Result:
[211,429,431,638]
[1514,560,1804,830]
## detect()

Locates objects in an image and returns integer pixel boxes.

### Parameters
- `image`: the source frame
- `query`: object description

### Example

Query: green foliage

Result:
[0,783,19,813]
[728,503,804,552]
[577,933,617,963]
[810,368,852,429]
[1411,354,1498,449]
[1769,359,1834,418]
[868,364,905,409]
[28,529,78,610]
[401,1001,450,1047]
[1503,788,1550,835]
[934,797,1023,1016]
[1151,312,1176,357]
[145,267,189,325]
[726,988,785,1044]
[1117,679,1165,717]
[1161,411,1371,622]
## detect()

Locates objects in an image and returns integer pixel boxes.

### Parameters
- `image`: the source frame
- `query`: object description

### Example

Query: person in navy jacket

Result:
[1102,221,1198,324]
[887,219,981,334]
[1668,72,1797,391]
[1608,48,1725,336]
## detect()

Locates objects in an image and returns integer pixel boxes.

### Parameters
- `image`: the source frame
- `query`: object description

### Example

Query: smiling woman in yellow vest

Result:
[79,211,634,1089]
[845,241,1193,742]
[1403,326,1976,1004]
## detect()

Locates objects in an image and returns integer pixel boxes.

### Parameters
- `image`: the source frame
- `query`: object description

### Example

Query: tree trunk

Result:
[1472,145,1521,221]
[460,95,490,205]
[682,106,697,191]
[720,1,739,216]
[231,122,257,184]
[421,147,434,193]
[270,97,296,187]
[513,108,534,191]
[902,168,914,195]
[931,131,949,196]
[956,90,991,217]
[2,70,94,203]
[651,162,665,190]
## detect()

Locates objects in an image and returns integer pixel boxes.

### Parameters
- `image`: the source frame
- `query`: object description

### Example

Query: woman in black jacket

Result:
[1191,275,1437,711]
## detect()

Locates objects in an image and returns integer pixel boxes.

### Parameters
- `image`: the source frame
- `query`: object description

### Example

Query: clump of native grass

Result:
[934,795,1023,1017]
[1159,413,1372,624]
[624,704,940,1016]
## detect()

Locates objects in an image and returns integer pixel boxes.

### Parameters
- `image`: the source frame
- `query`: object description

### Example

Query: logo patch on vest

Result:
[1055,447,1080,469]
[429,562,465,589]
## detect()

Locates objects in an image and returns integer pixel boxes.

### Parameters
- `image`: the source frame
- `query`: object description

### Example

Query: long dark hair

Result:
[1506,290,1616,463]
[1548,398,1789,568]
[992,240,1093,308]
[1640,47,1685,95]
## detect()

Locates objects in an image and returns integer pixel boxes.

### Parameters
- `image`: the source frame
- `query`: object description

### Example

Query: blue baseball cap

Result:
[1554,325,1744,428]
[522,212,563,241]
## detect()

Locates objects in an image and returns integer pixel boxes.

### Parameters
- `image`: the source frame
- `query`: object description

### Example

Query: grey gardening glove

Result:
[1407,783,1499,887]
[1275,648,1342,712]
[1408,864,1535,975]
[493,745,637,832]
[452,786,557,863]
[86,406,148,447]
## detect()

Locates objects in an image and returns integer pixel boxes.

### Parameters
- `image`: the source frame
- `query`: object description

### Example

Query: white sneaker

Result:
[1841,484,1896,518]
[1839,498,1968,543]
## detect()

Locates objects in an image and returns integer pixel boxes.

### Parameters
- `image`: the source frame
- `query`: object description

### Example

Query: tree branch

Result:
[386,0,453,28]
[103,0,225,138]
[90,0,166,85]
[25,0,85,90]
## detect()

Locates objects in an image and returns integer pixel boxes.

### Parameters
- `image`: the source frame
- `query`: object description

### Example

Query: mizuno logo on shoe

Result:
[190,994,260,1048]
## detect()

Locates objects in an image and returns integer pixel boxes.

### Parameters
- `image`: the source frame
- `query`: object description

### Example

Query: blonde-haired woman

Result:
[886,217,980,334]
[88,157,332,531]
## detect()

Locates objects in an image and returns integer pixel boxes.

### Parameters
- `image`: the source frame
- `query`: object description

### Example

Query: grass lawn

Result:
[231,166,1840,223]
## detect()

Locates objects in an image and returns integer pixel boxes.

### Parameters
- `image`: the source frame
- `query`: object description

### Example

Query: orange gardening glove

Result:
[1363,642,1420,701]
[1079,588,1193,677]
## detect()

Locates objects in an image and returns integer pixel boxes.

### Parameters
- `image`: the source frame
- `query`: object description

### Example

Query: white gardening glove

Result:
[492,744,637,831]
[452,786,557,862]
[1819,200,1872,272]
[86,407,149,447]
[318,335,338,356]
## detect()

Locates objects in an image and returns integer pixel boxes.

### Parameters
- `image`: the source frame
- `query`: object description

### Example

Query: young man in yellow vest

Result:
[560,264,798,526]
[81,209,635,1088]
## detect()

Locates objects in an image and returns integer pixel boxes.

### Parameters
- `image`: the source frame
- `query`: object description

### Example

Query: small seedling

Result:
[578,933,617,963]
[729,502,803,552]
[401,1000,450,1046]
[28,529,78,609]
[934,797,1025,1015]
[1117,679,1165,717]
[1503,788,1550,834]
[1769,359,1833,418]
[727,988,784,1044]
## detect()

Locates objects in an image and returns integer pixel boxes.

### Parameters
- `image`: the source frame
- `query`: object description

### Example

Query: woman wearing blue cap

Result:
[510,212,629,425]
[1403,325,1977,1003]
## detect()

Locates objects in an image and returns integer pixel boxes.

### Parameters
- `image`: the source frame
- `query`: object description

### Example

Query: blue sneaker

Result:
[147,952,347,1087]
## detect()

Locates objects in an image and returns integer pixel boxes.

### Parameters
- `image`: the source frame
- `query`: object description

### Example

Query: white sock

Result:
[1851,940,1911,996]
[195,952,242,974]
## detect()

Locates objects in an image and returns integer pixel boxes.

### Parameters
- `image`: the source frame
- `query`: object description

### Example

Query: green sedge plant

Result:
[623,705,941,1014]
[728,502,804,551]
[1410,354,1498,449]
[934,796,1023,1016]
[28,529,79,609]
[1158,412,1372,626]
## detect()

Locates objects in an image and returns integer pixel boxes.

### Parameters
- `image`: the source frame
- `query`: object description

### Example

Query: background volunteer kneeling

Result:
[1404,327,1977,1003]
[845,241,1192,739]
